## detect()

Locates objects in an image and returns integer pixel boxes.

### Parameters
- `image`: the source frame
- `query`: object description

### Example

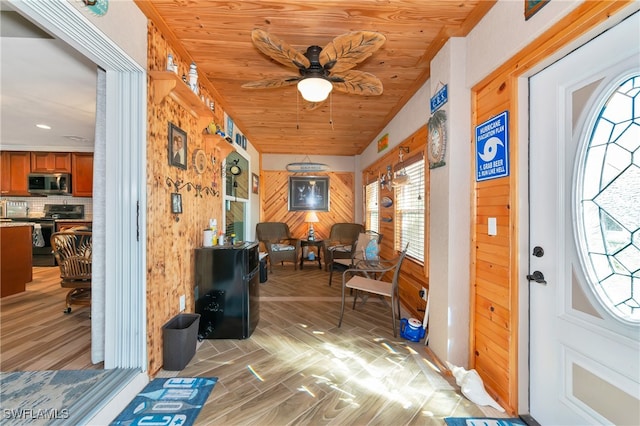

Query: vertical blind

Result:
[365,180,379,233]
[394,157,425,261]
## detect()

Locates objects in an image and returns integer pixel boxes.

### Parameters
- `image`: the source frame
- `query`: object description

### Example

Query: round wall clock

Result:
[193,149,207,174]
[428,110,447,169]
[230,164,241,176]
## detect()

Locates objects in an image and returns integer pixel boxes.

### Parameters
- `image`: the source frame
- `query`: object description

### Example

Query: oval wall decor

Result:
[381,196,393,207]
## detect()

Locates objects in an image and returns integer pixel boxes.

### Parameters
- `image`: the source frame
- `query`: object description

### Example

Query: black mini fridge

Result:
[195,242,260,339]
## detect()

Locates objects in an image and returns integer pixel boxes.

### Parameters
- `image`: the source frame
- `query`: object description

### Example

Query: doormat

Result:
[111,377,217,426]
[1,369,131,425]
[445,417,527,426]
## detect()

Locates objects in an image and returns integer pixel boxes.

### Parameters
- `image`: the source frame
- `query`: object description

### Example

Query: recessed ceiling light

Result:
[36,124,51,130]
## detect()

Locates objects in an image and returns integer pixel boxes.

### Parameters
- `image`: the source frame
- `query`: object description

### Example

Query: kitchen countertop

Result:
[0,222,34,228]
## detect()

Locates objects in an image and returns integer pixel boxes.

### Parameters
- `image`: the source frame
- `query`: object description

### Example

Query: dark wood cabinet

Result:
[71,153,93,197]
[1,224,32,297]
[31,152,71,173]
[0,151,30,196]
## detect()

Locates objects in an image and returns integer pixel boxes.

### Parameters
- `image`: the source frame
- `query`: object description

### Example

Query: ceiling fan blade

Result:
[319,31,386,74]
[241,77,301,89]
[251,29,311,71]
[330,70,383,96]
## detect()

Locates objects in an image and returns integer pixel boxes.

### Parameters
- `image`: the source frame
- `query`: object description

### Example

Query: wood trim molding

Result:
[469,0,636,414]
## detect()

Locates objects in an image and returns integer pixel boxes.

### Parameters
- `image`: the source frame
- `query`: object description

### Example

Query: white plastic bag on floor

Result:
[32,223,45,247]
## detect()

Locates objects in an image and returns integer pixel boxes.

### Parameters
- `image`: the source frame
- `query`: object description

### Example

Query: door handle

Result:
[527,270,547,284]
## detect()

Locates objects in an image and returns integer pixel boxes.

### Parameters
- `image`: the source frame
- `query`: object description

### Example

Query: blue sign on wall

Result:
[475,111,509,182]
[430,84,448,113]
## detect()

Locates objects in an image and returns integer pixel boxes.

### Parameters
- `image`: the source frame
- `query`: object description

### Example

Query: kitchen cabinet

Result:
[72,153,93,197]
[31,152,71,173]
[1,223,32,297]
[0,151,30,196]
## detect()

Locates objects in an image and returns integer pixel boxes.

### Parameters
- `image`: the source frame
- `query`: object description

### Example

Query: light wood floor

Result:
[162,264,506,424]
[1,265,506,424]
[0,266,100,371]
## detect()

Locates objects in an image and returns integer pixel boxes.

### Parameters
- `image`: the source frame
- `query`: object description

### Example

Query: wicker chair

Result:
[256,222,301,271]
[323,223,364,274]
[51,230,92,314]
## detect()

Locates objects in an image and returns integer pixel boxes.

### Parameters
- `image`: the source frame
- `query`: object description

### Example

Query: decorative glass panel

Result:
[576,74,640,324]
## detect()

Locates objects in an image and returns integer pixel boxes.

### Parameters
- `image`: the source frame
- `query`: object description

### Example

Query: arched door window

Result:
[575,74,640,324]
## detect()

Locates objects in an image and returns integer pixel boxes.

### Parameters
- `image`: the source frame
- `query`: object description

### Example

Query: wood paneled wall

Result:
[259,170,356,240]
[469,1,632,414]
[362,126,429,320]
[145,22,226,375]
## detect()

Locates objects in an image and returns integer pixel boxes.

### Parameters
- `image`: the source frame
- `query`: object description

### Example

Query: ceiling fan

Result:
[242,29,386,104]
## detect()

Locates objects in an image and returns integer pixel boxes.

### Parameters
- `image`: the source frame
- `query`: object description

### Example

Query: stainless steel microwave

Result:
[28,173,71,195]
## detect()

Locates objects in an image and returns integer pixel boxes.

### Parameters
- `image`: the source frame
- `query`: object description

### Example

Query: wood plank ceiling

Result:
[135,1,495,156]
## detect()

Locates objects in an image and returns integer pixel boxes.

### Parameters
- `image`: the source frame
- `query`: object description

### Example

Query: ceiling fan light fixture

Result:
[297,77,333,102]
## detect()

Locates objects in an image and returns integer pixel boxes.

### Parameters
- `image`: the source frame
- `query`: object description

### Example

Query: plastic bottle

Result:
[167,54,174,72]
[210,219,218,245]
[188,62,198,94]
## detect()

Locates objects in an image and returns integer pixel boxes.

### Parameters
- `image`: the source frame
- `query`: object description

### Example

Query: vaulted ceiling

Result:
[135,1,495,156]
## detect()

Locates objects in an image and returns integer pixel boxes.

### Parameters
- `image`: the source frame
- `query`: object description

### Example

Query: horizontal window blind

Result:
[395,157,425,261]
[365,180,379,233]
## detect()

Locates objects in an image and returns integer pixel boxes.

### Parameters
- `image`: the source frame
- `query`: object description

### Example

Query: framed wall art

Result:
[226,115,234,140]
[171,192,182,214]
[168,122,187,170]
[288,176,329,212]
[252,173,259,194]
[524,0,549,20]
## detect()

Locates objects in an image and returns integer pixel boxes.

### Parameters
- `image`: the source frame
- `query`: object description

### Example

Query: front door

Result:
[529,12,639,425]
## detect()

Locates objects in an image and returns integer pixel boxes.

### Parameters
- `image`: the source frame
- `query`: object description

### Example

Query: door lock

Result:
[532,246,544,257]
[527,270,547,284]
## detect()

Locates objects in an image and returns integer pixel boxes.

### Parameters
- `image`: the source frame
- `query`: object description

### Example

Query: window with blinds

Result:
[394,157,425,261]
[365,180,379,233]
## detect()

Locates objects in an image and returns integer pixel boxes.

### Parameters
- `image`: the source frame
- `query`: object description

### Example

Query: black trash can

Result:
[162,313,200,370]
[259,256,268,283]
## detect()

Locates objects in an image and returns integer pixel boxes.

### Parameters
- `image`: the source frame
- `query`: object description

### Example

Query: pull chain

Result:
[296,91,300,130]
[329,92,334,130]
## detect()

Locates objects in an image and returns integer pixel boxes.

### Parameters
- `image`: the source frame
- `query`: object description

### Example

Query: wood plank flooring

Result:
[1,265,506,424]
[159,265,506,424]
[0,266,100,371]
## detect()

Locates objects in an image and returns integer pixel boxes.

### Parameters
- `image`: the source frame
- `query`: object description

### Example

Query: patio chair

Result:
[256,222,301,271]
[323,223,364,274]
[338,245,408,337]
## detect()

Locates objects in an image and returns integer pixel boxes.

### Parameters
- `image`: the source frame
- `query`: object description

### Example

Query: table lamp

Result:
[305,211,319,240]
